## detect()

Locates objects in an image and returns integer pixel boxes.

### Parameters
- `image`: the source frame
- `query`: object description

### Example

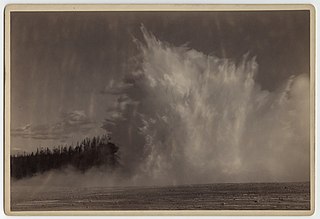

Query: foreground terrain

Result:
[11,182,310,211]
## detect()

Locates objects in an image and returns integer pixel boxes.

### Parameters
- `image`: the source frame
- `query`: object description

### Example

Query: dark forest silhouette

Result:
[10,135,120,180]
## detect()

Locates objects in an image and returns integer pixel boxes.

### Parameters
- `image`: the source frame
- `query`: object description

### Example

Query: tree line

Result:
[10,135,120,180]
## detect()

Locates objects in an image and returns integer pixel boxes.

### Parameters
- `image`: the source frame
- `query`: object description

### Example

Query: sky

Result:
[10,11,310,183]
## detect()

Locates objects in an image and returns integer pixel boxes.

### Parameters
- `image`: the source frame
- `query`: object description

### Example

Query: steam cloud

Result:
[102,26,310,185]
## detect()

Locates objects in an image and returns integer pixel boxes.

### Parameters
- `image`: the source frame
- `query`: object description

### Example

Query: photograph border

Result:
[3,4,316,216]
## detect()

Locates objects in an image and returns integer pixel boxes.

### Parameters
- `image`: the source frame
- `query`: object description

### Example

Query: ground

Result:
[11,182,310,211]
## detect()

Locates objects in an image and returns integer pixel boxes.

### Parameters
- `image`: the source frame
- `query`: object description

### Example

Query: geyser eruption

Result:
[103,26,310,185]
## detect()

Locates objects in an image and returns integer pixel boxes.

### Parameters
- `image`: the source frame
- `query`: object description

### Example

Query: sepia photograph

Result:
[4,4,315,216]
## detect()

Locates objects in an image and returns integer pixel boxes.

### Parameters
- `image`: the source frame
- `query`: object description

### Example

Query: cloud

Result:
[11,110,96,141]
[100,77,140,127]
[100,79,133,95]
